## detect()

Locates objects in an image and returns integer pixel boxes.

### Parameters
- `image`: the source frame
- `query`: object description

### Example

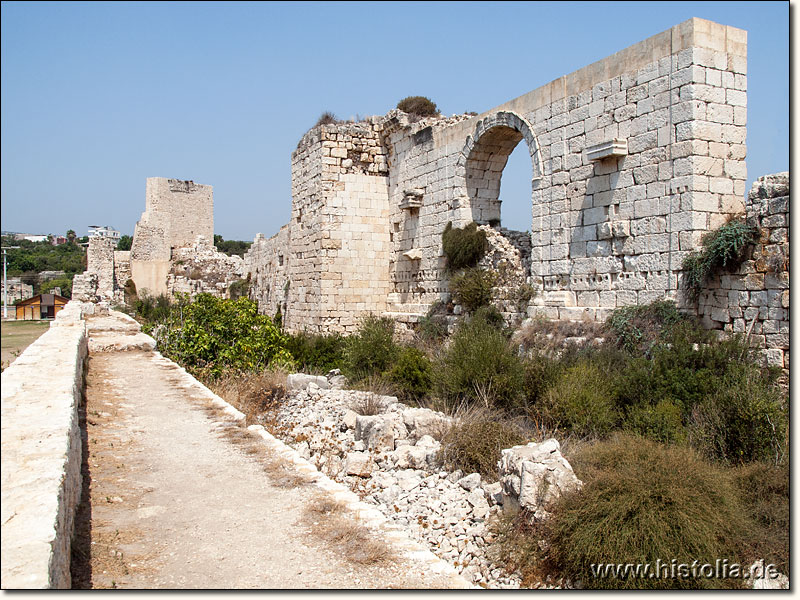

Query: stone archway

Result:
[455,111,543,226]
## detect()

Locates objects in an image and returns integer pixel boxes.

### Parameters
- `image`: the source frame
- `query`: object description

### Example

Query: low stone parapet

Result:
[1,301,88,588]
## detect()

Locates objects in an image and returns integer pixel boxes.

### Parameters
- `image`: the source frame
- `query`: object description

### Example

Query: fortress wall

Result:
[697,173,789,368]
[381,17,747,321]
[1,302,89,588]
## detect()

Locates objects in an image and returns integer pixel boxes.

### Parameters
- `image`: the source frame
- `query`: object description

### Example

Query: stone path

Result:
[72,319,468,589]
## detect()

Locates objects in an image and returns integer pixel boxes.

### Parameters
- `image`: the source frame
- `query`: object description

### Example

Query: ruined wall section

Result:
[263,121,392,333]
[130,178,213,296]
[696,173,789,368]
[167,236,245,299]
[244,228,290,318]
[381,18,747,322]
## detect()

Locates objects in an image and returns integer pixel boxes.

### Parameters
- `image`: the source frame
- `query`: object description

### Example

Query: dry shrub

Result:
[732,461,789,573]
[210,369,288,424]
[546,434,753,589]
[351,392,386,416]
[439,405,527,479]
[303,493,395,565]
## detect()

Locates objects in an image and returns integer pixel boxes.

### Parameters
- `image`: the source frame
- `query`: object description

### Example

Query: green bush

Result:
[285,331,345,373]
[442,221,487,270]
[605,300,690,355]
[541,361,619,438]
[396,96,439,117]
[342,315,399,381]
[435,317,525,409]
[134,292,176,323]
[688,366,786,465]
[450,268,496,313]
[623,398,686,445]
[148,293,292,379]
[228,276,251,300]
[416,301,449,342]
[388,346,433,402]
[471,304,506,330]
[682,219,757,302]
[547,434,752,589]
[441,417,526,478]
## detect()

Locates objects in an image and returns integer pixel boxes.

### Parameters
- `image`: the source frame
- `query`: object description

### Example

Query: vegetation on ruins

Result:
[396,96,439,118]
[441,221,487,270]
[682,218,758,302]
[140,293,292,379]
[449,268,497,313]
[314,111,340,127]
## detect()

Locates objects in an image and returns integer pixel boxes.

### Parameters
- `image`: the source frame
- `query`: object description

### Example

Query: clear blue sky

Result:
[0,1,790,240]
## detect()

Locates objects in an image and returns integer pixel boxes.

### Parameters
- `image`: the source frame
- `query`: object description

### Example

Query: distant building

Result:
[39,270,66,282]
[88,225,121,241]
[17,234,48,243]
[15,293,68,320]
[50,235,68,246]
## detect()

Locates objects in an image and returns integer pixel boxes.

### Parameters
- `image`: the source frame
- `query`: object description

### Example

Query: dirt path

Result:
[72,349,465,589]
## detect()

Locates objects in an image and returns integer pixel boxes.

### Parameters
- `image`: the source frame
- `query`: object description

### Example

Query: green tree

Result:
[117,235,133,251]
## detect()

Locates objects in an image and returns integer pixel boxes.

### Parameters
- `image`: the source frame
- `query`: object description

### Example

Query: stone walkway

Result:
[71,315,468,589]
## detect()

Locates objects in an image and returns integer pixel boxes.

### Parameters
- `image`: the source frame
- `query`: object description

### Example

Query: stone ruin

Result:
[73,17,787,369]
[73,177,245,303]
[241,17,787,368]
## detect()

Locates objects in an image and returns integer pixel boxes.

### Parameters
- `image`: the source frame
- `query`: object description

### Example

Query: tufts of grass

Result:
[545,434,753,589]
[303,493,395,565]
[441,221,487,270]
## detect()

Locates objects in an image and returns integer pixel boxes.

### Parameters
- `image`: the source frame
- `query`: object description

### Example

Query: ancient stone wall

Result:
[1,302,88,588]
[166,236,245,298]
[247,17,751,334]
[86,236,117,299]
[131,178,213,296]
[696,173,789,368]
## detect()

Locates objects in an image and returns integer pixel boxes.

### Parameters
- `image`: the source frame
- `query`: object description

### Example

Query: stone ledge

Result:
[1,301,88,588]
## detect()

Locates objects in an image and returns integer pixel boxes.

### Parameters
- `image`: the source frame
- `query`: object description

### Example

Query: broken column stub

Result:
[497,438,582,521]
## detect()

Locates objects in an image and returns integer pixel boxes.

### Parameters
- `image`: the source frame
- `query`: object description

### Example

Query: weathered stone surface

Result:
[1,302,88,588]
[498,439,582,521]
[286,373,331,391]
[401,407,453,440]
[354,413,407,451]
[458,473,482,492]
[343,452,374,477]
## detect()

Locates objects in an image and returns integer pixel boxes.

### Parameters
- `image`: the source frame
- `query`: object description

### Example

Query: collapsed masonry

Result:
[243,17,788,368]
[73,177,244,303]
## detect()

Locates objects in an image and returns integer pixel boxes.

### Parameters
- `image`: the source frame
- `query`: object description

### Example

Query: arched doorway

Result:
[456,111,543,230]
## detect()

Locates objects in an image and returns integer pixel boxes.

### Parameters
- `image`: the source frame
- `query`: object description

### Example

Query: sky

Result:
[0,1,791,241]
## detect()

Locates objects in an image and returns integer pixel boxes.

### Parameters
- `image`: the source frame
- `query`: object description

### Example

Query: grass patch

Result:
[303,493,395,565]
[442,221,487,270]
[1,319,50,368]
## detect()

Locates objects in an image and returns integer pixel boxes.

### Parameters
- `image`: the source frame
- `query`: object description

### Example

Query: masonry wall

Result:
[248,17,756,334]
[1,302,88,588]
[130,178,213,295]
[86,237,117,299]
[697,173,789,368]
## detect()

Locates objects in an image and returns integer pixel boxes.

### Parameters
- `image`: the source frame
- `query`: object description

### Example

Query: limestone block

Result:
[343,452,374,477]
[401,407,453,441]
[286,373,331,390]
[354,413,407,451]
[498,439,582,521]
